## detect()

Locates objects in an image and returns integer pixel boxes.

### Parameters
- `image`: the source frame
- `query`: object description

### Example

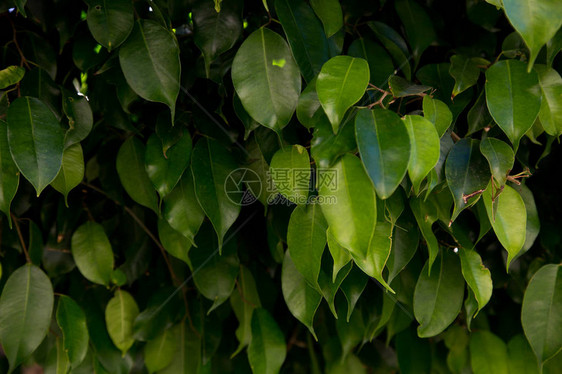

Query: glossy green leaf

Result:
[157,219,192,268]
[270,144,310,204]
[469,330,509,374]
[311,114,357,168]
[445,139,491,223]
[449,55,482,97]
[145,132,191,199]
[119,20,180,121]
[389,76,432,98]
[71,221,114,286]
[231,266,261,356]
[513,184,540,254]
[480,137,514,186]
[387,209,419,284]
[248,308,286,374]
[50,143,84,206]
[368,21,412,80]
[503,0,562,69]
[483,184,526,269]
[193,0,242,77]
[521,264,562,365]
[0,120,19,224]
[116,137,159,215]
[62,91,93,148]
[395,0,436,68]
[232,27,301,132]
[287,203,327,291]
[282,250,322,338]
[327,228,352,282]
[276,0,333,82]
[0,264,54,373]
[508,334,540,374]
[467,90,494,135]
[86,0,134,51]
[0,66,25,89]
[536,65,562,136]
[414,250,464,337]
[355,108,410,199]
[56,295,89,369]
[403,115,440,194]
[191,138,241,249]
[144,328,176,373]
[485,59,542,149]
[296,78,326,129]
[105,290,139,355]
[422,96,452,138]
[459,248,492,316]
[410,197,439,270]
[309,0,343,37]
[317,56,370,133]
[348,38,394,86]
[6,96,65,195]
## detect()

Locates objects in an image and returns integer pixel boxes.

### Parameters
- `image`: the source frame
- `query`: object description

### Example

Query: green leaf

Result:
[355,108,410,199]
[340,266,368,322]
[479,137,514,186]
[422,96,452,138]
[465,289,478,331]
[230,266,261,356]
[116,137,159,215]
[507,334,540,374]
[281,250,322,338]
[535,65,562,137]
[158,321,206,374]
[311,114,357,168]
[513,184,540,254]
[86,0,134,51]
[410,196,439,270]
[162,172,204,246]
[248,308,286,374]
[389,75,432,98]
[445,138,491,223]
[0,120,19,225]
[71,221,114,286]
[189,224,239,313]
[6,96,65,195]
[469,330,509,374]
[145,132,192,199]
[483,184,526,270]
[245,135,277,206]
[317,56,370,133]
[318,260,352,318]
[296,78,326,129]
[276,0,333,82]
[403,115,440,194]
[0,66,25,89]
[62,91,93,148]
[287,203,327,291]
[395,0,436,68]
[270,144,311,204]
[50,143,84,206]
[449,55,482,97]
[414,250,464,337]
[157,218,192,268]
[105,290,139,355]
[458,248,493,316]
[503,0,562,69]
[547,28,562,67]
[521,264,562,365]
[119,20,180,122]
[368,21,412,80]
[348,38,395,86]
[13,0,27,16]
[232,27,301,132]
[396,327,431,374]
[326,228,352,283]
[191,138,241,249]
[309,0,343,37]
[193,0,242,77]
[56,295,89,369]
[467,90,494,135]
[0,264,54,373]
[144,328,176,373]
[485,59,542,149]
[387,209,419,284]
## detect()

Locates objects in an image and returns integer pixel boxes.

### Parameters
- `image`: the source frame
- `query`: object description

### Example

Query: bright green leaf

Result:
[105,290,139,355]
[422,95,452,138]
[469,330,509,374]
[50,143,84,206]
[0,66,25,89]
[71,221,114,286]
[144,328,176,373]
[479,137,514,186]
[270,144,310,204]
[458,248,493,316]
[449,55,482,97]
[56,295,89,369]
[309,0,343,37]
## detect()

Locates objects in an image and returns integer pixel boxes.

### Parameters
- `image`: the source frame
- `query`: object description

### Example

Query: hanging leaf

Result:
[62,91,93,148]
[507,334,540,374]
[340,266,368,322]
[449,55,483,97]
[116,137,159,215]
[157,219,192,268]
[410,197,439,271]
[467,90,494,135]
[485,59,542,149]
[50,143,85,206]
[422,96,452,138]
[119,20,181,122]
[387,209,419,284]
[394,0,436,68]
[521,264,562,365]
[270,144,311,204]
[348,38,395,86]
[355,108,410,199]
[296,78,327,129]
[483,184,526,270]
[71,221,114,286]
[56,295,89,369]
[105,290,139,355]
[458,248,493,316]
[144,328,176,373]
[316,56,370,133]
[469,330,509,374]
[191,138,241,249]
[85,0,134,51]
[0,120,19,225]
[230,266,261,356]
[414,250,464,337]
[248,308,287,374]
[309,0,343,37]
[0,66,25,89]
[368,21,412,80]
[327,228,352,282]
[535,65,562,137]
[513,184,540,254]
[0,264,54,373]
[6,96,65,196]
[232,28,301,132]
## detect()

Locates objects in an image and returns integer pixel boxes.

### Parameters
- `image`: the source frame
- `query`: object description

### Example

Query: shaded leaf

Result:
[86,0,134,50]
[480,137,514,186]
[310,0,343,37]
[248,308,286,374]
[270,144,310,204]
[469,330,509,374]
[71,221,114,286]
[56,295,89,369]
[0,120,19,225]
[50,143,84,206]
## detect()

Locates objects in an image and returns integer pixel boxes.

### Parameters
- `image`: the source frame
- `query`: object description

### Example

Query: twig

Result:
[462,189,485,204]
[450,131,461,142]
[8,16,31,69]
[10,213,30,263]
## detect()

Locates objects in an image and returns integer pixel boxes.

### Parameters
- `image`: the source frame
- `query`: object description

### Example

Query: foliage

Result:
[0,0,562,373]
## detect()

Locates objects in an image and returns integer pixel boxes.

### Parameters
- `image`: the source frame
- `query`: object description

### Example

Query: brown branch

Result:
[10,213,30,263]
[462,189,485,204]
[8,16,30,70]
[450,131,461,142]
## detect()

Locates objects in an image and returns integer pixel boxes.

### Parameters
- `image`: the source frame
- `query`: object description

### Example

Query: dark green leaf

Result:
[248,308,286,374]
[449,55,482,97]
[50,143,84,206]
[62,91,93,148]
[389,76,432,98]
[309,0,343,37]
[535,65,562,137]
[144,328,176,373]
[270,144,311,204]
[56,295,89,369]
[348,38,395,86]
[86,0,134,51]
[395,0,436,68]
[458,248,492,316]
[71,221,114,286]
[0,120,19,225]
[368,21,412,80]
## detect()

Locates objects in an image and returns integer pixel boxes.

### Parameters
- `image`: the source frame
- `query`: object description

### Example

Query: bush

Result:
[0,0,561,373]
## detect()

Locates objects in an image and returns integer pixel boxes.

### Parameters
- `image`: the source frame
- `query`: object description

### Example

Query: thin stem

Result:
[8,16,31,70]
[11,213,30,263]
